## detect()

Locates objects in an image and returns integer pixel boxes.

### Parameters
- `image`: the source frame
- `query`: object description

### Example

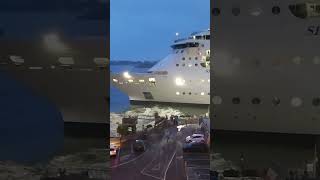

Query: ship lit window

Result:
[272,6,281,15]
[128,79,133,83]
[176,92,180,95]
[212,8,221,16]
[139,79,145,82]
[149,78,156,82]
[208,79,210,83]
[112,79,118,82]
[188,64,192,67]
[175,77,185,86]
[201,79,205,82]
[201,92,205,96]
[291,97,302,107]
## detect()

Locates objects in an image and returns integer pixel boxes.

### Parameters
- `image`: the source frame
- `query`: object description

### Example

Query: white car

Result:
[185,134,205,143]
[110,144,117,157]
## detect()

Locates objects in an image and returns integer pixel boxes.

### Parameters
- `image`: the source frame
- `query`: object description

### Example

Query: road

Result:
[111,124,209,180]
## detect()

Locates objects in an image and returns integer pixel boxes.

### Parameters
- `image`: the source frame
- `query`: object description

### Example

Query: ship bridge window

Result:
[289,3,320,19]
[171,42,199,49]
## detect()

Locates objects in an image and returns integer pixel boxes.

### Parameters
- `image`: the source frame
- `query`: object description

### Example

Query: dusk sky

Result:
[110,0,209,61]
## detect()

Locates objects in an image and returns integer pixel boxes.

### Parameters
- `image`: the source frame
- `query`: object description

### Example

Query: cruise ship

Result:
[0,0,109,124]
[111,30,210,104]
[211,0,320,135]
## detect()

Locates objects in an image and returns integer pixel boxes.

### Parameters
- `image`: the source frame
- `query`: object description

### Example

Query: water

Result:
[110,65,209,137]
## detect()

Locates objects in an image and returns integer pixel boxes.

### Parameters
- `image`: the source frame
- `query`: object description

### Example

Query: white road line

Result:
[140,151,162,180]
[163,149,177,180]
[111,150,148,168]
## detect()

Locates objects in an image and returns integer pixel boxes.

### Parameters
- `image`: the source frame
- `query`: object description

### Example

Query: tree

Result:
[116,124,129,162]
[117,124,129,145]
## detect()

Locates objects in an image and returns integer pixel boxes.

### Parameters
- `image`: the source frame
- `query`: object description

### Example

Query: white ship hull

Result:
[112,72,210,105]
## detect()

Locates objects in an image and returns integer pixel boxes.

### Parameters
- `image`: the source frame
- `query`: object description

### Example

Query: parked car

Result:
[183,141,208,153]
[185,133,205,143]
[133,140,146,152]
[110,144,118,157]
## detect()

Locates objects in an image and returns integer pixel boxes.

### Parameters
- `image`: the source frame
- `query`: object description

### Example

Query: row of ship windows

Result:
[212,6,281,16]
[220,56,320,65]
[176,63,209,68]
[3,56,108,66]
[176,92,210,96]
[212,4,320,19]
[212,96,320,107]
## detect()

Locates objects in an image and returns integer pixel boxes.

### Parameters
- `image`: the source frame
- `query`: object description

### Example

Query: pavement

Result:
[111,123,210,180]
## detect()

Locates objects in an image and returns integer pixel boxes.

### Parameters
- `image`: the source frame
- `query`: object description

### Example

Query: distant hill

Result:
[110,60,158,68]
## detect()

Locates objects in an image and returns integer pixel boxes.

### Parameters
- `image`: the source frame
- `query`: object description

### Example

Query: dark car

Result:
[133,140,146,152]
[183,141,208,153]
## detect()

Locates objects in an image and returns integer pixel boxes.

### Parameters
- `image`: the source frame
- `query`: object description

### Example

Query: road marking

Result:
[163,149,177,180]
[111,150,148,168]
[152,163,161,171]
[140,152,162,179]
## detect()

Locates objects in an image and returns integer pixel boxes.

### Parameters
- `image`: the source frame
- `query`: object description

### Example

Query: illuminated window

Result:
[149,78,156,82]
[139,79,145,82]
[112,79,118,82]
[176,92,180,95]
[128,79,133,83]
[201,92,205,96]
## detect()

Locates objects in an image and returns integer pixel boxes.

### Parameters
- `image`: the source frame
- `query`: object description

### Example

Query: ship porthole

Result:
[251,97,261,105]
[232,97,240,104]
[313,56,320,65]
[312,97,320,107]
[212,8,221,16]
[232,7,240,16]
[272,6,280,15]
[272,97,281,106]
[291,97,302,107]
[212,96,222,105]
